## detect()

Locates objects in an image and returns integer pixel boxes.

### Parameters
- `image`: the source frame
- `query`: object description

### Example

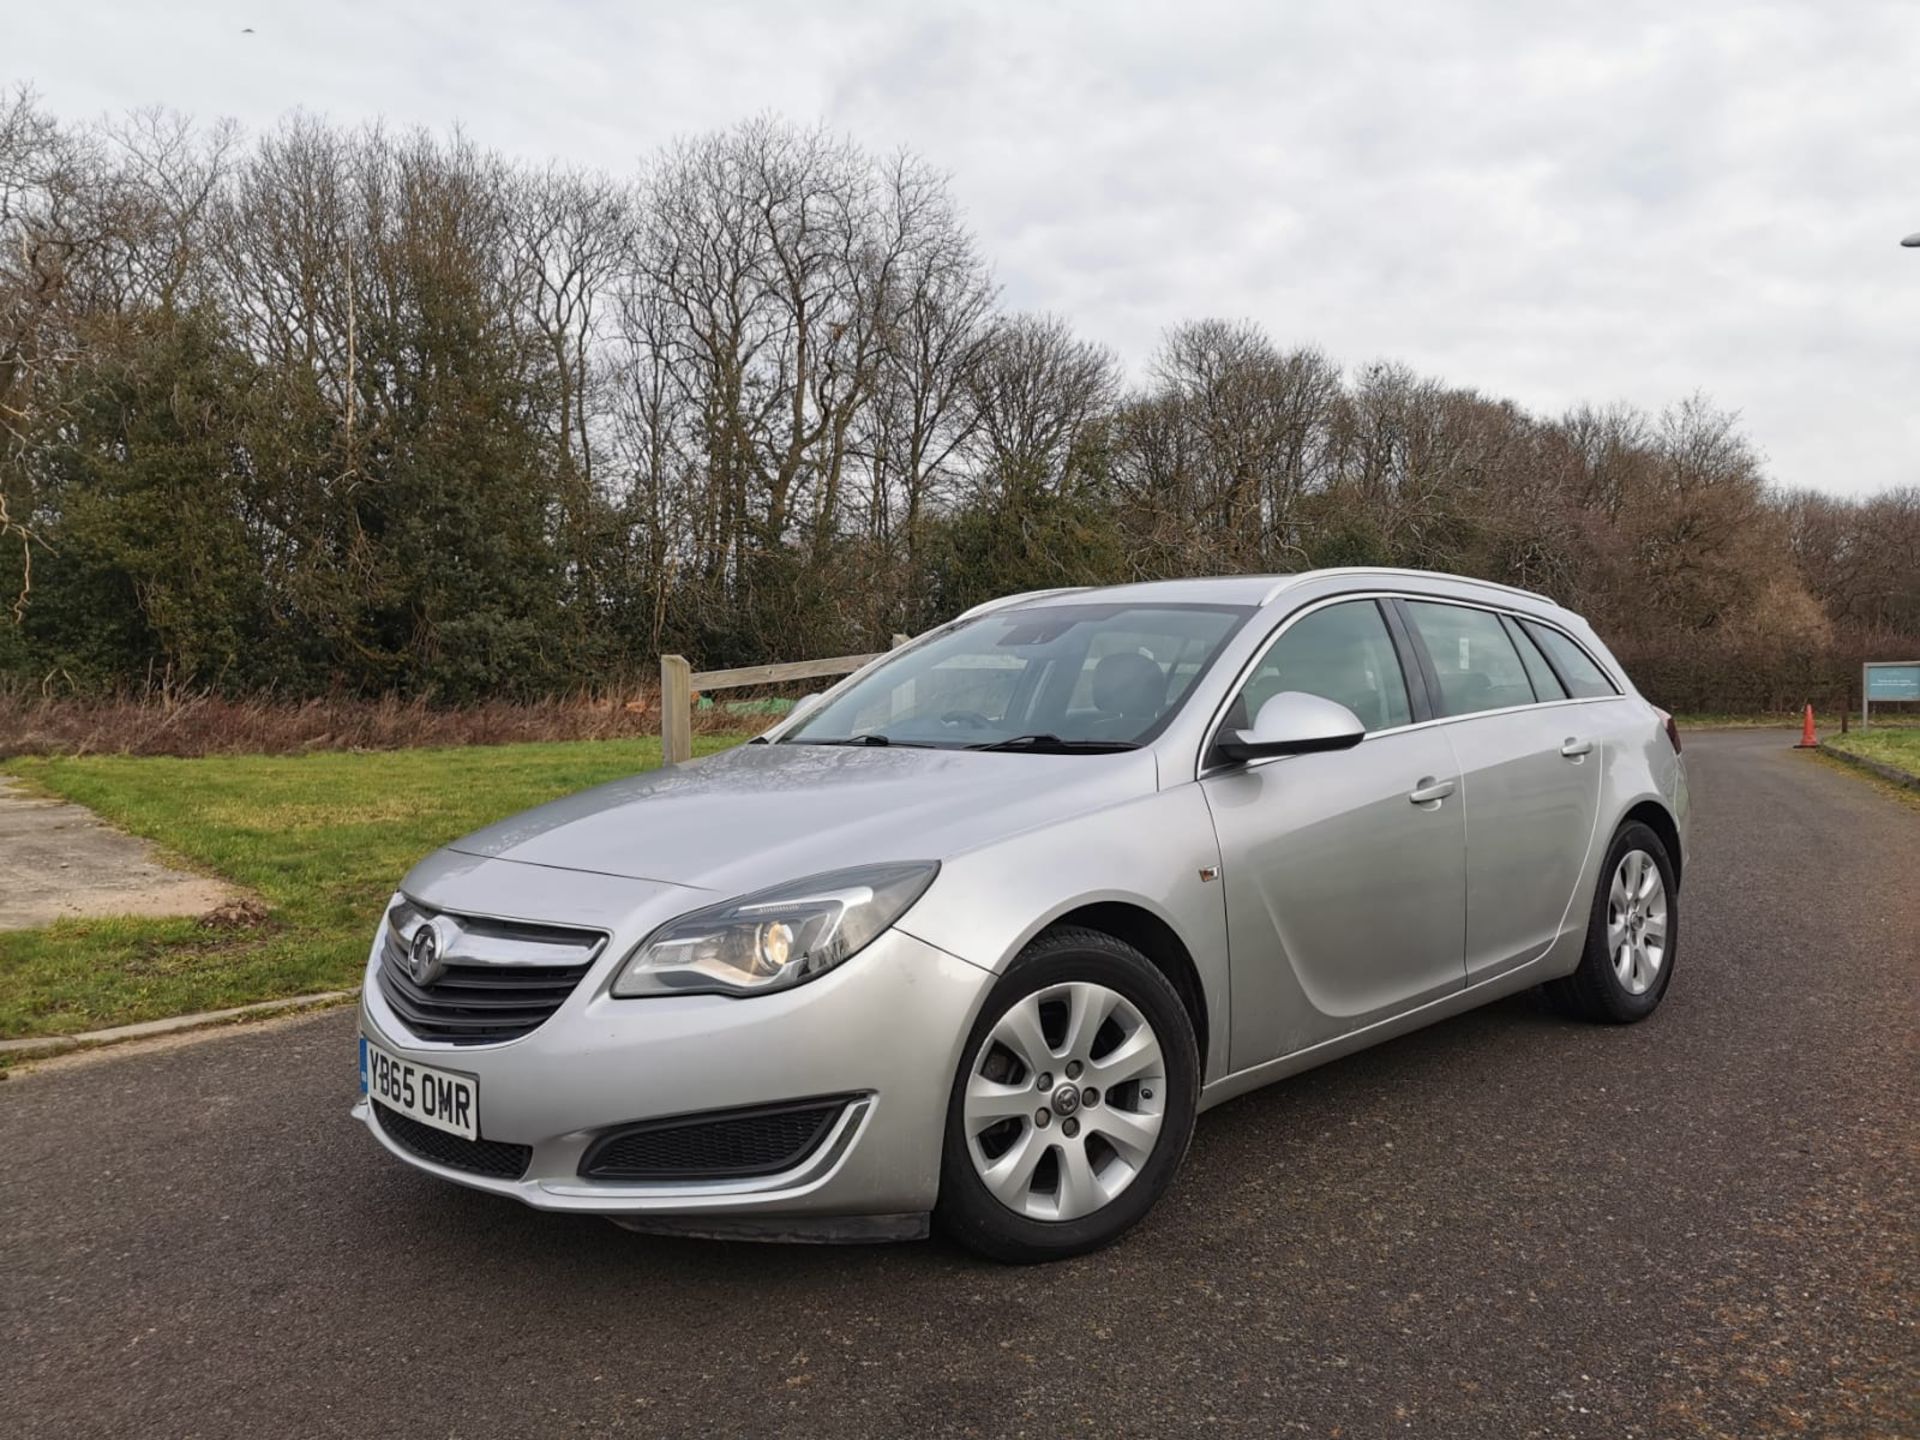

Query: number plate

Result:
[359,1035,477,1140]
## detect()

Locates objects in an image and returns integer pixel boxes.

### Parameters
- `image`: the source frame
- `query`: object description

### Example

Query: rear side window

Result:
[1404,601,1535,717]
[1503,617,1568,701]
[1521,620,1618,698]
[1230,599,1412,733]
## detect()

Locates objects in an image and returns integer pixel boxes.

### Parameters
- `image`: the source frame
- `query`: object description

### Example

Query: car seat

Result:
[1087,652,1167,741]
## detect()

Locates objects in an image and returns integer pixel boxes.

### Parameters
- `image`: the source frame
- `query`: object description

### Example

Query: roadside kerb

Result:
[1816,741,1920,791]
[0,989,359,1059]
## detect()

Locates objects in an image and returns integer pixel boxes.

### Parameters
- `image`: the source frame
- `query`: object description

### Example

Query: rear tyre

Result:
[934,927,1199,1263]
[1546,820,1678,1024]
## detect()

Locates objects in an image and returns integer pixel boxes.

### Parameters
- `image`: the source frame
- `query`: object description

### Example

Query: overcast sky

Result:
[10,1,1918,496]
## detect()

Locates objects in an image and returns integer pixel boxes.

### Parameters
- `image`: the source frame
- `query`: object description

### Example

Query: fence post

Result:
[891,633,910,649]
[660,654,693,764]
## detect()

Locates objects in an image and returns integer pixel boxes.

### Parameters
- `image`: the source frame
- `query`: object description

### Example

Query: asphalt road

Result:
[4,730,1915,1438]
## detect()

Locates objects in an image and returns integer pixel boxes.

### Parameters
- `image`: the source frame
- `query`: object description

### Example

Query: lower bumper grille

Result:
[373,1102,532,1181]
[580,1098,853,1181]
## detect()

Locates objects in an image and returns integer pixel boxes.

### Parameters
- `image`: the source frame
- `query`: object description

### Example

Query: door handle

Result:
[1408,776,1456,806]
[1560,737,1593,759]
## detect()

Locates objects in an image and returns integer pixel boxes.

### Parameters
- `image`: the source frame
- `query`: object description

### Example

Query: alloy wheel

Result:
[962,981,1168,1221]
[1607,848,1668,996]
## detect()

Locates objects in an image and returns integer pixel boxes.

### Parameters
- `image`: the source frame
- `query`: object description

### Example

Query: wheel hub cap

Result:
[963,980,1168,1222]
[1606,849,1668,996]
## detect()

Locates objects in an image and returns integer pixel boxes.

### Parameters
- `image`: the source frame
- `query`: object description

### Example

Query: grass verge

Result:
[0,735,743,1041]
[1823,727,1920,783]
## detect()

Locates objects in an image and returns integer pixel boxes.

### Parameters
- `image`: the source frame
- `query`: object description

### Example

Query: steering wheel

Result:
[940,709,995,730]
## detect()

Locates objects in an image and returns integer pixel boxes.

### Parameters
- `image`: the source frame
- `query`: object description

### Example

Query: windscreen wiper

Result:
[967,734,1141,753]
[785,733,894,746]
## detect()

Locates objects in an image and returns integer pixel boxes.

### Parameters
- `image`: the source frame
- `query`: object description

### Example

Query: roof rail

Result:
[1259,567,1557,607]
[953,586,1092,621]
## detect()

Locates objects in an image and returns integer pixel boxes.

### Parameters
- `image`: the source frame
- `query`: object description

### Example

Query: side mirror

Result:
[1214,691,1366,763]
[787,692,824,720]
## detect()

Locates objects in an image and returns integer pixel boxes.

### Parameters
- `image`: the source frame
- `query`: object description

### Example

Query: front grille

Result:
[580,1098,854,1181]
[373,1102,532,1180]
[377,900,604,1045]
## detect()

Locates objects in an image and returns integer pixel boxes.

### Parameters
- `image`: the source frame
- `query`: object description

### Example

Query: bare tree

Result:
[0,87,95,620]
[508,165,630,491]
[1139,320,1338,569]
[849,151,994,628]
[966,312,1117,503]
[0,98,1906,707]
[609,277,697,653]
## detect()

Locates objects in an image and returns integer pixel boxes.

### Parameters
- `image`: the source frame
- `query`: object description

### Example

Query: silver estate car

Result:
[355,568,1688,1262]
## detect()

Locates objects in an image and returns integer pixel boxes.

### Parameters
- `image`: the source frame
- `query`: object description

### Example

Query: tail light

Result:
[1656,707,1681,754]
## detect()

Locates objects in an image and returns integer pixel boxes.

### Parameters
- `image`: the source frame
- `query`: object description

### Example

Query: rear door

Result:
[1397,599,1604,983]
[1201,598,1468,1068]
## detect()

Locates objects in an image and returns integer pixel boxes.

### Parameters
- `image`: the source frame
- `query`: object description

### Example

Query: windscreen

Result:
[780,603,1252,750]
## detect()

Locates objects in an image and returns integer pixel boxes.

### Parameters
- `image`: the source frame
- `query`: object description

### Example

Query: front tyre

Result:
[934,927,1199,1263]
[1547,820,1678,1024]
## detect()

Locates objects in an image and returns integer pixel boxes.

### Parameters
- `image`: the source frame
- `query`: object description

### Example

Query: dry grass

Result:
[0,684,777,759]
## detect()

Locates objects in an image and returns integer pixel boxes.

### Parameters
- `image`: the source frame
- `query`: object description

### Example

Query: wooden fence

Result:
[659,636,910,763]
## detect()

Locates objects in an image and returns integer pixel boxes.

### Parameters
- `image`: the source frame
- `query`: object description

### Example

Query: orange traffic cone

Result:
[1795,702,1818,748]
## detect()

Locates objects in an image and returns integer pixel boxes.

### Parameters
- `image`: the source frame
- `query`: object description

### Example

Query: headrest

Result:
[1091,651,1167,719]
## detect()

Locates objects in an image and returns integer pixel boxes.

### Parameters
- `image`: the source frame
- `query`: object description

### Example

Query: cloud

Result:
[9,0,1916,494]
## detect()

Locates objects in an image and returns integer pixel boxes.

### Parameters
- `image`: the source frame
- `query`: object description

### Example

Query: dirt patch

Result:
[0,776,244,930]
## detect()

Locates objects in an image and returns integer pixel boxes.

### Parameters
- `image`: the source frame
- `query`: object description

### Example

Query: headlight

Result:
[610,862,940,998]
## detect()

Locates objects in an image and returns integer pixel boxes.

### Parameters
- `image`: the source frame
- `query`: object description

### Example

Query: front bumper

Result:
[353,925,995,1231]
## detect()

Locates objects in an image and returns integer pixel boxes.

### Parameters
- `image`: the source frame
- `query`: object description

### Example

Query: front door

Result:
[1200,599,1468,1071]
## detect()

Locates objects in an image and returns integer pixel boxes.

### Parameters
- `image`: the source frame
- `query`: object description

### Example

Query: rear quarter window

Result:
[1521,620,1619,699]
[1503,616,1568,702]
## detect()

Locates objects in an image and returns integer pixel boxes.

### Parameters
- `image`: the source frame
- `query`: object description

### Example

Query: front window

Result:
[1224,599,1412,734]
[781,603,1252,750]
